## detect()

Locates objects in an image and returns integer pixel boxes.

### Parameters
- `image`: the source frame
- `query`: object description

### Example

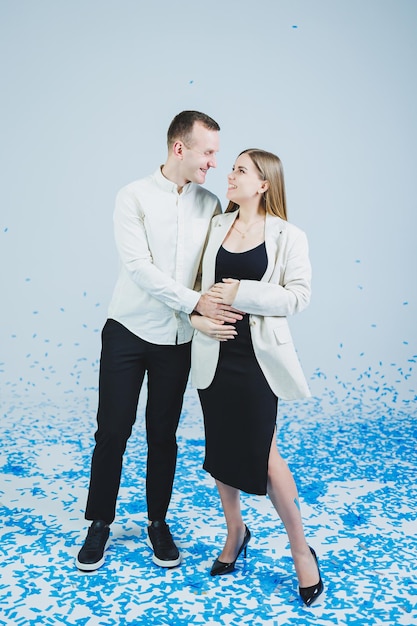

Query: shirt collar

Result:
[153,166,193,194]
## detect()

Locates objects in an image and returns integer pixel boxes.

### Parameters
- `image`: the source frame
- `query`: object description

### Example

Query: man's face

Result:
[180,122,219,185]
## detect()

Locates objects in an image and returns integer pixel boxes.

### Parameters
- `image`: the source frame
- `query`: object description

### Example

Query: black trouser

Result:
[85,319,191,524]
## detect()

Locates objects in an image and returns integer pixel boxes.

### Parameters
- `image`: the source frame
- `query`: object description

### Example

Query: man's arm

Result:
[114,187,202,314]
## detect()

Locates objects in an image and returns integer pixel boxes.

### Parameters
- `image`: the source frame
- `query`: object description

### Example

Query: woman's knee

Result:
[268,446,287,477]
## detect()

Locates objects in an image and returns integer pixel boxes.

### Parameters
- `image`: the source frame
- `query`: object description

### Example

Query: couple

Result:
[75,110,323,607]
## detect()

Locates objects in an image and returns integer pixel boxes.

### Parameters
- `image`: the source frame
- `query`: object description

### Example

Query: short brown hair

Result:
[167,110,220,149]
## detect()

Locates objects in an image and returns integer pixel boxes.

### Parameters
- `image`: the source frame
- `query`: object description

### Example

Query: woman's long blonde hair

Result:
[225,148,287,220]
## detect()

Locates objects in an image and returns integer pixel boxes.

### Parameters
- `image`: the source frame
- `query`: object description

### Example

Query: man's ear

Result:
[173,140,184,159]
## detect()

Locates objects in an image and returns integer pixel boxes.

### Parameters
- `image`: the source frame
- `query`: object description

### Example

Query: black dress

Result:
[198,243,278,495]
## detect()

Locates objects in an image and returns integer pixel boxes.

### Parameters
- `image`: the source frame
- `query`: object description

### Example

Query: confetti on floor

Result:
[1,367,416,625]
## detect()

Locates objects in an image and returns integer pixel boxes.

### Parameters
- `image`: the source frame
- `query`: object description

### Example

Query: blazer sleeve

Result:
[232,229,311,317]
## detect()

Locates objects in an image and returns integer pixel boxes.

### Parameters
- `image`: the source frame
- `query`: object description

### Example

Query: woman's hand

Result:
[190,314,237,342]
[207,278,240,306]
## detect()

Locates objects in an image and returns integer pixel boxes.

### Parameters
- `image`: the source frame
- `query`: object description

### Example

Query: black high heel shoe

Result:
[210,525,251,576]
[299,547,324,606]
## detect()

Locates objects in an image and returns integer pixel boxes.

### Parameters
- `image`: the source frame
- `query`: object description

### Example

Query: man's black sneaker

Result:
[147,520,181,568]
[75,520,110,571]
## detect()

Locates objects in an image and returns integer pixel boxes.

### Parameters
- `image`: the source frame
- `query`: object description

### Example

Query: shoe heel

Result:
[299,546,324,607]
[210,525,251,576]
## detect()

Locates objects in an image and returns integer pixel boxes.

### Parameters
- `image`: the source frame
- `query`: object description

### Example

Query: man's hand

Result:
[195,290,244,323]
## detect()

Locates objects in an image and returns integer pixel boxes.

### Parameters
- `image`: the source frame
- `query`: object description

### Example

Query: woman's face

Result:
[226,153,267,204]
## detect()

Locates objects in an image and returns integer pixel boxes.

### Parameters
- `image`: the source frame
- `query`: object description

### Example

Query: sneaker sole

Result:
[75,538,110,572]
[146,536,182,568]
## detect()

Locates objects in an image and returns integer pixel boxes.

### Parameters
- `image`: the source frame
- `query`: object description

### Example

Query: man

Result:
[76,111,241,572]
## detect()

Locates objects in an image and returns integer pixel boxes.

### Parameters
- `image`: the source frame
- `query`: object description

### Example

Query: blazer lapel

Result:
[205,212,285,286]
[262,214,285,282]
[202,212,237,289]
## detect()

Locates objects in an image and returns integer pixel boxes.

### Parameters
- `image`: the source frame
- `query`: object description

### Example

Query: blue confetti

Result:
[0,307,416,624]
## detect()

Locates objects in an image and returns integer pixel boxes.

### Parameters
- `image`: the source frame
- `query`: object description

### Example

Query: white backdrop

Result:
[1,0,416,404]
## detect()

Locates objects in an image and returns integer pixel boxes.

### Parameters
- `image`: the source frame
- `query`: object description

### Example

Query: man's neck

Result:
[161,163,189,192]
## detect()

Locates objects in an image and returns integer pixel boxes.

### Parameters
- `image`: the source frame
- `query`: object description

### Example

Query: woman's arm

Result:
[208,230,311,317]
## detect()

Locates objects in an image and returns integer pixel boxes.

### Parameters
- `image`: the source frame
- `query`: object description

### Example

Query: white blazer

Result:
[191,210,312,400]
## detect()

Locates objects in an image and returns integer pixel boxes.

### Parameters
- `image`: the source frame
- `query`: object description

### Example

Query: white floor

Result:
[1,382,416,625]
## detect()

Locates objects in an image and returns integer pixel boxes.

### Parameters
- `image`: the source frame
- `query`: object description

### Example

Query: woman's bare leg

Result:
[267,431,320,587]
[215,479,247,562]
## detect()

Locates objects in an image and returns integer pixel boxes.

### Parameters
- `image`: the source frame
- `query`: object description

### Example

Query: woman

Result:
[190,149,324,606]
